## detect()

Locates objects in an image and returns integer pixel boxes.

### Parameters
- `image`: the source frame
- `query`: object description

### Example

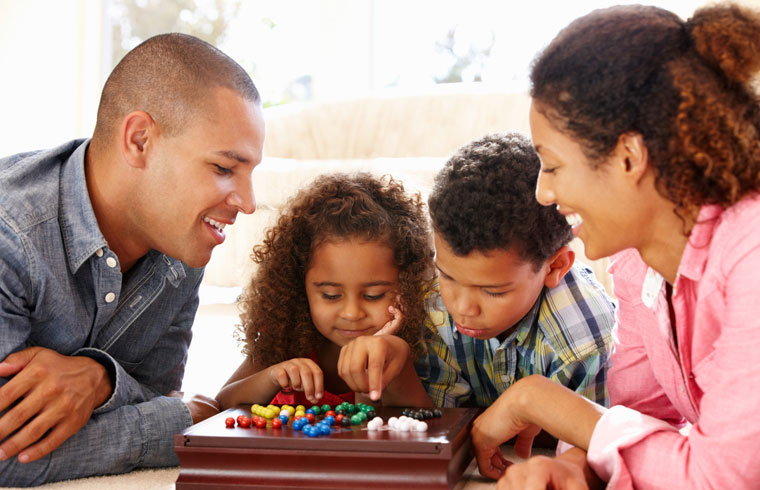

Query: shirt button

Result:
[95,248,104,257]
[105,292,116,303]
[106,257,117,268]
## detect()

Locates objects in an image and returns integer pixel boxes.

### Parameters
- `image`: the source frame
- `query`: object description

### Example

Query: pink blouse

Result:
[588,197,760,489]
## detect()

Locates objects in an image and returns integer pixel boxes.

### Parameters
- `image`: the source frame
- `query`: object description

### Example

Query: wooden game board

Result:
[174,405,481,489]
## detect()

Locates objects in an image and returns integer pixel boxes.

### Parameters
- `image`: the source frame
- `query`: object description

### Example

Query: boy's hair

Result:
[239,172,435,368]
[428,132,573,268]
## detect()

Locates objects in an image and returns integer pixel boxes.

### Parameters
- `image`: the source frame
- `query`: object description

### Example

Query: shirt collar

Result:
[59,139,190,287]
[677,204,723,282]
[59,139,109,274]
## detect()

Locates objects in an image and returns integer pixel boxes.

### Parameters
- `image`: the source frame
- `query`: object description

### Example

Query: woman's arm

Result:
[471,374,605,480]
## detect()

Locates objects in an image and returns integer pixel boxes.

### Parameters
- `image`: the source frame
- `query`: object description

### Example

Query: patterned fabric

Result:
[415,264,615,408]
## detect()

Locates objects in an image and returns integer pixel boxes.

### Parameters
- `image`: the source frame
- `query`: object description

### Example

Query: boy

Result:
[416,132,615,408]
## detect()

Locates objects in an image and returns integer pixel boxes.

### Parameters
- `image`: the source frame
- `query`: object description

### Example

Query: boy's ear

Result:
[119,110,155,169]
[543,245,575,288]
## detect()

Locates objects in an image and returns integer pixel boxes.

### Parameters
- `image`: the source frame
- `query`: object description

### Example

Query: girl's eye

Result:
[214,164,233,175]
[364,293,386,301]
[322,293,341,300]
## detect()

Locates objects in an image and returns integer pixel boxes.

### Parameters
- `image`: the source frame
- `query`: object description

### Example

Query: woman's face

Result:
[530,101,637,260]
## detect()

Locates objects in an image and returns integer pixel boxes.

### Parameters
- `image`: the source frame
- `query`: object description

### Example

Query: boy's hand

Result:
[338,334,410,401]
[267,358,324,404]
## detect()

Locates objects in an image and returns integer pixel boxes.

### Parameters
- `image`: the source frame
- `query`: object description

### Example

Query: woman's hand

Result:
[497,455,589,490]
[471,388,541,479]
[268,357,324,404]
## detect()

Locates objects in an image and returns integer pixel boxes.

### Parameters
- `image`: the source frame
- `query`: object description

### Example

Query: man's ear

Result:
[616,132,649,184]
[119,111,155,169]
[543,245,575,288]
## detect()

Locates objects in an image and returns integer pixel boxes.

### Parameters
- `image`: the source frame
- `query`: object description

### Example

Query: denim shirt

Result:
[0,140,204,486]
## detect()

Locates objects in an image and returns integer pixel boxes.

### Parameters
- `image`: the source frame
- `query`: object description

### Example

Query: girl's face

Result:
[530,101,637,260]
[305,237,399,347]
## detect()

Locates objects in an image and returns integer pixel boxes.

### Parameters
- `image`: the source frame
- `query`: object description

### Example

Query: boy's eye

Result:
[214,164,233,175]
[321,293,341,300]
[483,290,506,298]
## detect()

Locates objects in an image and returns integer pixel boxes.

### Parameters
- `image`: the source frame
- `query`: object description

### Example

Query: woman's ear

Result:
[543,245,575,288]
[616,132,649,184]
[119,111,155,169]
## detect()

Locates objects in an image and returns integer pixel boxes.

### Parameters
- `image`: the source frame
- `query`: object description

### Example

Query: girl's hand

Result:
[338,334,410,401]
[374,303,403,336]
[267,358,324,404]
[497,455,589,490]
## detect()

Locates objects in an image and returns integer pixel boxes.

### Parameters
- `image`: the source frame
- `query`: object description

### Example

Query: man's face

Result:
[140,87,265,268]
[434,232,548,341]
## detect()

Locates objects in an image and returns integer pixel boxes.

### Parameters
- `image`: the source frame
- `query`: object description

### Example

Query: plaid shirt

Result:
[415,263,615,408]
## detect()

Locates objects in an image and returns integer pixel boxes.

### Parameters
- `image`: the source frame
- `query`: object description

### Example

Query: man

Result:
[0,33,265,485]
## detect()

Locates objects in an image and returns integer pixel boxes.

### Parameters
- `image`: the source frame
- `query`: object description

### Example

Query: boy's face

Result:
[434,232,548,341]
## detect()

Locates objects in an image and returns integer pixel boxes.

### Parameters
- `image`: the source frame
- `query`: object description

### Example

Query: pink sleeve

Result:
[589,231,760,489]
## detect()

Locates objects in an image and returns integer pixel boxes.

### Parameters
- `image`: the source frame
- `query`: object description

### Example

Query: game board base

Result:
[175,406,480,490]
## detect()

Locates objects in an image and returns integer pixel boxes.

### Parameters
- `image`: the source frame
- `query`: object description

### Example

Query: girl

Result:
[217,172,435,409]
[470,3,760,489]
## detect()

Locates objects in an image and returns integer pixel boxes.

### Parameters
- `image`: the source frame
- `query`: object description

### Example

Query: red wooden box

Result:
[174,405,480,490]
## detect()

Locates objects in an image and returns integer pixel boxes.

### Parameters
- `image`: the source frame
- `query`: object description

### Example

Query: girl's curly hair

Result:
[530,3,760,223]
[239,172,435,368]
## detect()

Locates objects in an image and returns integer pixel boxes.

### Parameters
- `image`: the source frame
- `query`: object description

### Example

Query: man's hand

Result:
[337,334,410,401]
[167,391,220,424]
[0,347,112,463]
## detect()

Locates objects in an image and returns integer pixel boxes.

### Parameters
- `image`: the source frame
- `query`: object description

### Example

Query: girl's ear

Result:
[543,246,575,288]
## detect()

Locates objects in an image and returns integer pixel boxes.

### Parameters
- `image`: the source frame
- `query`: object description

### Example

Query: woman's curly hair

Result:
[530,3,760,223]
[238,172,435,368]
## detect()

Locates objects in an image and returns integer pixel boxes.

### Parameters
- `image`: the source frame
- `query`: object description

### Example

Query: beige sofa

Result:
[202,87,612,295]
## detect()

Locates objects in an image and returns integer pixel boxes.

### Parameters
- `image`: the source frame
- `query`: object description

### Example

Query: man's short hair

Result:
[428,132,573,268]
[94,33,260,139]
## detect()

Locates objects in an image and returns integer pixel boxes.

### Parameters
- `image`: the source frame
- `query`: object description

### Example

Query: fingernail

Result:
[316,392,322,399]
[18,453,29,463]
[0,449,6,461]
[370,390,379,400]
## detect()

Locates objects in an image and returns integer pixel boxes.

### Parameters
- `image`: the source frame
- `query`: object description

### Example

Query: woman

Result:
[471,3,760,489]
